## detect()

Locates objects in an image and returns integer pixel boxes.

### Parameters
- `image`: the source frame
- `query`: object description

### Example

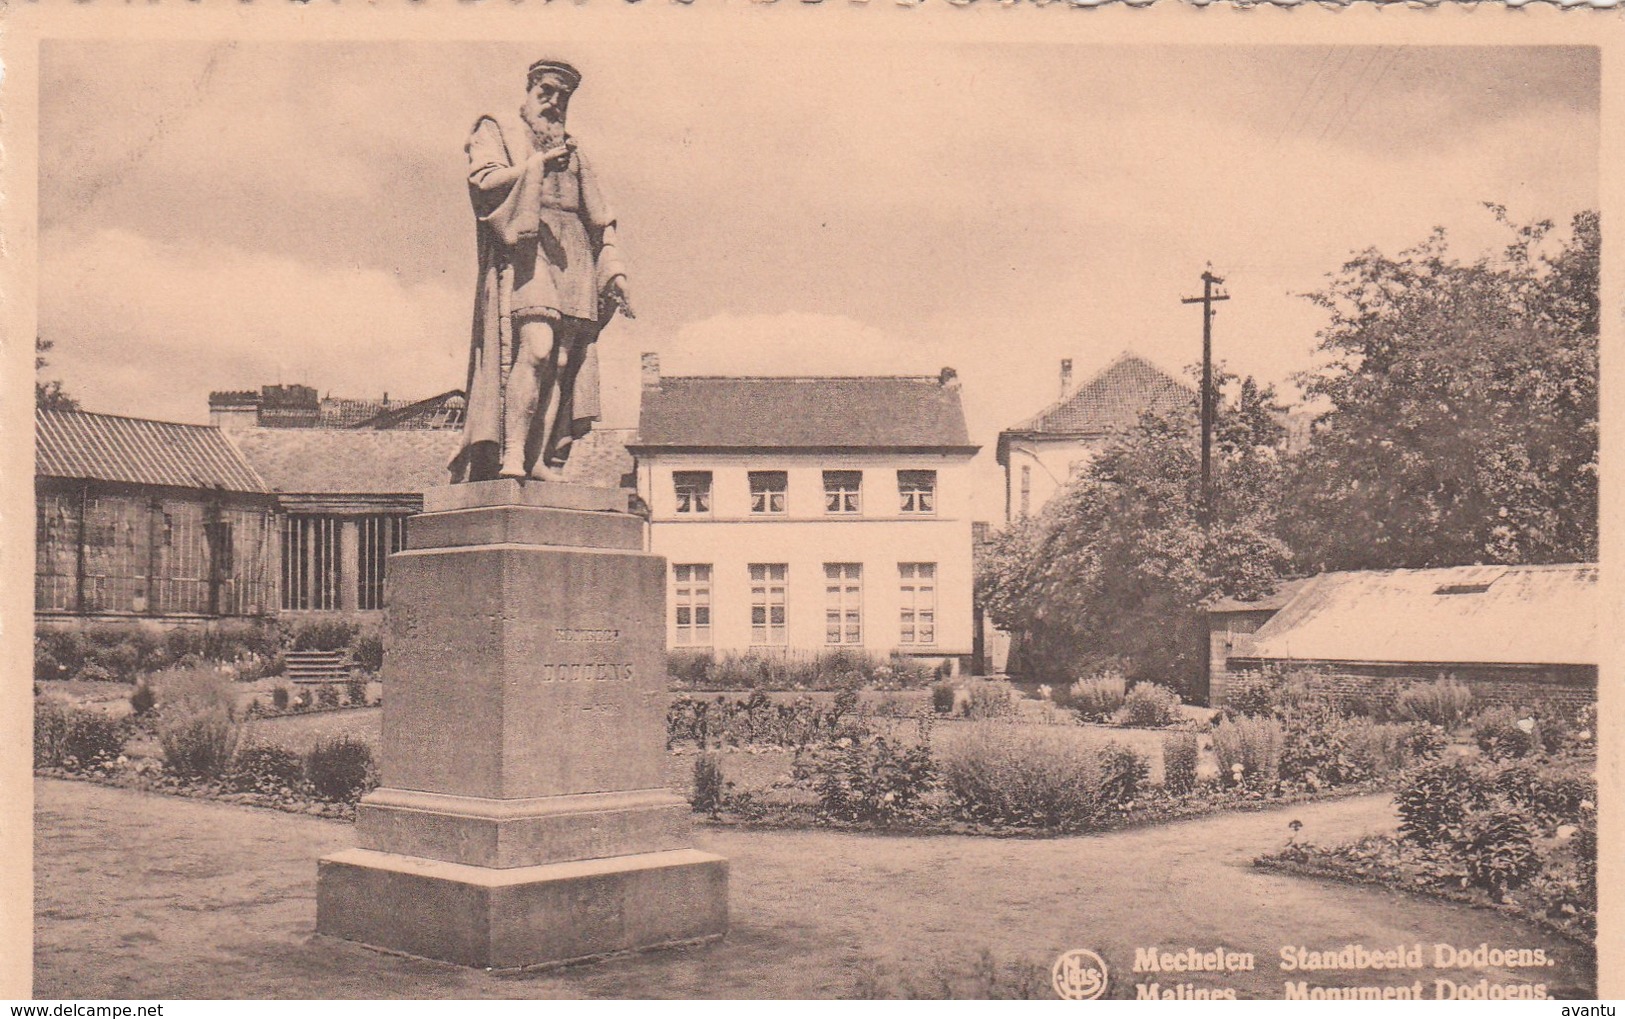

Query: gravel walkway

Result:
[33,777,1594,999]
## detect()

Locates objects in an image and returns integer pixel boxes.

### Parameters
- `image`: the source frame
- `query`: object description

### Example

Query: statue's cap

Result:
[527,59,582,91]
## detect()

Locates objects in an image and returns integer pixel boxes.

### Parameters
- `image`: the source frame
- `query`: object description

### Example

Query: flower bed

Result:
[1255,750,1597,944]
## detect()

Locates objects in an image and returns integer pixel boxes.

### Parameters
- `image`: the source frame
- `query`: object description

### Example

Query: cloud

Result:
[39,228,467,423]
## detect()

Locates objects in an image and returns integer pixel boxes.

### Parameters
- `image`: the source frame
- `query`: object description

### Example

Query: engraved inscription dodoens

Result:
[538,662,634,682]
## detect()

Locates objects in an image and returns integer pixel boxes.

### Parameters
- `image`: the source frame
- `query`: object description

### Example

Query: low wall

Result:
[1219,658,1596,717]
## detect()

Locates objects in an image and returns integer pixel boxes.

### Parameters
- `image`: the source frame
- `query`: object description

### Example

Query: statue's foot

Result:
[528,465,567,483]
[497,466,527,482]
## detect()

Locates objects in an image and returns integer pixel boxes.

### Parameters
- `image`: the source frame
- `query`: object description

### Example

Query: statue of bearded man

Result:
[451,58,634,484]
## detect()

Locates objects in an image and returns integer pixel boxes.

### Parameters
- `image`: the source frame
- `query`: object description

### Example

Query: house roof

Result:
[1244,563,1598,667]
[1207,577,1313,615]
[228,426,634,495]
[36,409,267,493]
[997,353,1195,463]
[633,375,976,451]
[228,428,464,495]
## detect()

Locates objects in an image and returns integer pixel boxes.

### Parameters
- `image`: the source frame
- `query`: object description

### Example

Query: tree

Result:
[1284,208,1598,570]
[977,371,1295,692]
[35,337,79,412]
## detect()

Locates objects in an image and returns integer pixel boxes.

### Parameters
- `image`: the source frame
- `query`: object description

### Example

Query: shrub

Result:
[1114,682,1182,728]
[1397,759,1491,847]
[35,630,87,680]
[154,666,239,720]
[1458,807,1542,899]
[939,723,1142,831]
[1392,679,1473,729]
[667,649,715,688]
[792,729,935,824]
[271,685,291,712]
[344,678,367,706]
[34,699,71,768]
[305,736,377,802]
[961,680,1016,720]
[930,680,957,715]
[316,684,342,709]
[351,634,385,674]
[1400,724,1449,763]
[34,643,64,683]
[200,620,284,662]
[1063,672,1127,723]
[1096,742,1149,804]
[154,668,241,781]
[1473,708,1539,761]
[63,710,128,767]
[290,619,360,653]
[228,743,309,795]
[159,710,240,781]
[1162,731,1199,796]
[1212,714,1283,791]
[690,752,726,818]
[77,663,117,684]
[129,680,158,718]
[1491,760,1593,831]
[1275,705,1419,789]
[1222,670,1311,719]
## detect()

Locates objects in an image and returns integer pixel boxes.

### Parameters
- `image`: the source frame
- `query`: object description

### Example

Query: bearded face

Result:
[521,73,572,146]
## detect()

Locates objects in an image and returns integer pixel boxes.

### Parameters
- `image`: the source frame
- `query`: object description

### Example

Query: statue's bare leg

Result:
[525,319,569,482]
[501,318,560,480]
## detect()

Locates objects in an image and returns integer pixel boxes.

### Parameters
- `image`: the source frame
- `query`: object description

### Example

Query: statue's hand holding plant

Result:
[602,274,635,319]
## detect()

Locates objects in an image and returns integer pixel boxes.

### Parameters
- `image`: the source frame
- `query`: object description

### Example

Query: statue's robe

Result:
[451,112,624,483]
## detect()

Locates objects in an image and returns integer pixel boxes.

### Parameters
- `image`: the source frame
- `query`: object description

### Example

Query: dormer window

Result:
[824,470,862,515]
[898,470,936,515]
[673,471,711,514]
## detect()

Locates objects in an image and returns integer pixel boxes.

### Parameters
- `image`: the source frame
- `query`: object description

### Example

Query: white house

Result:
[995,352,1195,523]
[629,356,980,672]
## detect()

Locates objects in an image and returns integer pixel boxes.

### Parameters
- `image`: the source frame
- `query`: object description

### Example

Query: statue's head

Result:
[523,59,581,128]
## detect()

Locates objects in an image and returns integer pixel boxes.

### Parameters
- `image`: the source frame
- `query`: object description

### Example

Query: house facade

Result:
[995,352,1195,522]
[35,409,276,621]
[630,358,980,671]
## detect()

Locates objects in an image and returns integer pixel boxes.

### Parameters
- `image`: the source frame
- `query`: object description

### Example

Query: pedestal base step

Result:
[316,846,729,970]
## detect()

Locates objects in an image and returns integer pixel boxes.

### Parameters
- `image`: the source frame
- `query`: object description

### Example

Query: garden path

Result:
[32,778,1593,999]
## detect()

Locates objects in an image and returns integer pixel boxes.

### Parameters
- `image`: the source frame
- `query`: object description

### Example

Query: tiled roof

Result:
[634,375,975,450]
[229,429,464,494]
[1244,563,1598,667]
[36,409,267,493]
[1008,353,1195,437]
[228,426,634,494]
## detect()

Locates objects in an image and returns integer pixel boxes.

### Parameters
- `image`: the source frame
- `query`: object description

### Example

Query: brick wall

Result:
[1220,658,1596,717]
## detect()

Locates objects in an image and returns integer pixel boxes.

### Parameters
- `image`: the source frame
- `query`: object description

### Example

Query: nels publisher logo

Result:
[1052,949,1110,1000]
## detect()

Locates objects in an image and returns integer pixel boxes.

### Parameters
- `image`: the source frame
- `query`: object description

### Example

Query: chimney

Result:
[208,390,261,432]
[1060,358,1073,398]
[939,366,960,389]
[641,352,661,390]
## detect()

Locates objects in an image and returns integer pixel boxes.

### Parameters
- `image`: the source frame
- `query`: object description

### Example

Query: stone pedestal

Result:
[316,480,728,970]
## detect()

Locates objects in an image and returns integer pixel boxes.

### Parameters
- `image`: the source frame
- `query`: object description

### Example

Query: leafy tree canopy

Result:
[1285,207,1598,570]
[36,337,80,412]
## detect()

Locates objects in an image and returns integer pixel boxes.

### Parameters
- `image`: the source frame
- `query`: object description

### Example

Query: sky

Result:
[37,41,1598,521]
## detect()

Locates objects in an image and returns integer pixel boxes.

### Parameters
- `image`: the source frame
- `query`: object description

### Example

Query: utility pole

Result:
[1181,267,1229,527]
